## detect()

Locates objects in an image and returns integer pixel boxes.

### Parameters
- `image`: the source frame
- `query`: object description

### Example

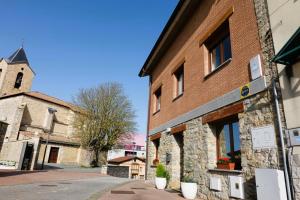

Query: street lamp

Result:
[41,108,57,170]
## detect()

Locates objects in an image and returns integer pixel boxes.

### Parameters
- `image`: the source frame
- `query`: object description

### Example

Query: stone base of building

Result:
[147,91,283,199]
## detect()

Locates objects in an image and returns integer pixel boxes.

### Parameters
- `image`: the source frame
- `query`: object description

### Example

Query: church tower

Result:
[0,48,35,96]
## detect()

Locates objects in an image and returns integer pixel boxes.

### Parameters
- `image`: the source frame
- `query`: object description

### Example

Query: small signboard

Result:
[240,84,251,99]
[251,125,277,149]
[250,54,263,80]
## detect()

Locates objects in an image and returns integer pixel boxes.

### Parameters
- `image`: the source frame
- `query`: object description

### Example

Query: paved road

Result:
[0,170,130,200]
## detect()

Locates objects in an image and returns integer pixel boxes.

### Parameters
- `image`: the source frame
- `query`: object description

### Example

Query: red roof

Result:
[108,156,145,164]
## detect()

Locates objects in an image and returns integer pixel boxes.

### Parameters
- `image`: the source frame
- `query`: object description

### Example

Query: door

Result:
[21,143,33,170]
[170,133,184,189]
[0,122,8,151]
[48,147,59,163]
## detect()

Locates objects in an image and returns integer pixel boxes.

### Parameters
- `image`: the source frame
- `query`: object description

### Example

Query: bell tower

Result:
[0,48,35,96]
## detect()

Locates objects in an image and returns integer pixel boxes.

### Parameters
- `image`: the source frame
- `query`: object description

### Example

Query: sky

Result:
[0,0,179,135]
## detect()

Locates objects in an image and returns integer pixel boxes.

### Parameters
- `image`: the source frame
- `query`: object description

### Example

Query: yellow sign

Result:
[240,83,250,99]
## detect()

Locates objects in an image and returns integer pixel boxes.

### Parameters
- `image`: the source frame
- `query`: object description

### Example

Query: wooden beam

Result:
[171,124,186,135]
[202,102,244,124]
[149,132,161,141]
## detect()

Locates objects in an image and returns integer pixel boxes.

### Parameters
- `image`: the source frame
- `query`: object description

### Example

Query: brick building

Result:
[0,48,89,170]
[139,0,288,199]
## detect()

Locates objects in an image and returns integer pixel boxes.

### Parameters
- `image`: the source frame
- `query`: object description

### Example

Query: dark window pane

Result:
[14,72,23,89]
[232,122,240,152]
[223,36,232,61]
[219,124,231,158]
[211,45,222,70]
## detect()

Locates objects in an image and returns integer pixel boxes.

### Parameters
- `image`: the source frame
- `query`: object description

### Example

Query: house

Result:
[0,48,89,170]
[139,0,287,199]
[107,141,146,161]
[268,0,300,198]
[107,156,145,180]
[107,134,146,160]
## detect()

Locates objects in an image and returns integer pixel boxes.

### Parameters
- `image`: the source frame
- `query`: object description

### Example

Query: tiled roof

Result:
[0,91,82,112]
[20,131,80,146]
[7,47,29,64]
[26,91,77,110]
[108,156,145,164]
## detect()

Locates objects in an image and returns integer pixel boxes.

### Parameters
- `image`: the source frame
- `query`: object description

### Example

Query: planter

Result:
[152,159,159,166]
[217,162,235,170]
[155,177,167,190]
[181,182,197,199]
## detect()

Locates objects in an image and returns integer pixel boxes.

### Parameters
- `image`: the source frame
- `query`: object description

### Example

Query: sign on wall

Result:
[240,84,251,99]
[250,54,263,80]
[251,125,277,149]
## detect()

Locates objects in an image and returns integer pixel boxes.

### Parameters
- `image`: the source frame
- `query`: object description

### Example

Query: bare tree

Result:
[73,82,136,166]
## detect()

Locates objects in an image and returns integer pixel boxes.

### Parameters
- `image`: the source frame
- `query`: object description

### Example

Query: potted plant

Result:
[155,164,170,190]
[181,174,197,200]
[217,157,235,170]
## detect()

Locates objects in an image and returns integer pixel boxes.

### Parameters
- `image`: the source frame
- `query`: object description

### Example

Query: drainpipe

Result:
[273,80,292,200]
[145,76,152,180]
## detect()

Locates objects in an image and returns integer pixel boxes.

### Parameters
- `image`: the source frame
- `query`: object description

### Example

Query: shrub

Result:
[217,157,233,164]
[182,174,197,183]
[156,164,170,182]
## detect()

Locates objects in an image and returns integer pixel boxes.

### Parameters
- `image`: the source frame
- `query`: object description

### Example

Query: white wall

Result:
[107,149,146,160]
[267,0,300,129]
[0,95,24,139]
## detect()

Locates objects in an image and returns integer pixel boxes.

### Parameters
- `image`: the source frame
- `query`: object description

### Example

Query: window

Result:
[14,72,23,89]
[205,20,232,72]
[173,65,184,98]
[125,151,137,156]
[0,69,2,79]
[216,118,241,170]
[153,138,160,160]
[153,87,161,113]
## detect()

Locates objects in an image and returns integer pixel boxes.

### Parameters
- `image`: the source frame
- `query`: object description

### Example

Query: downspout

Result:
[145,76,152,180]
[273,80,292,200]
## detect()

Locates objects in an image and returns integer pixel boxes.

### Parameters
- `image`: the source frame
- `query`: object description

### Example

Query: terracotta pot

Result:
[152,159,159,166]
[217,162,235,170]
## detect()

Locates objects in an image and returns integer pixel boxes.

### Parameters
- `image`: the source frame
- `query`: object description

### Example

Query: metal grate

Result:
[131,187,146,190]
[111,190,135,194]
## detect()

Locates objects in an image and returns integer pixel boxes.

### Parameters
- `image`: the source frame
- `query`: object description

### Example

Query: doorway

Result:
[48,147,59,163]
[171,133,184,189]
[21,143,34,170]
[0,122,8,151]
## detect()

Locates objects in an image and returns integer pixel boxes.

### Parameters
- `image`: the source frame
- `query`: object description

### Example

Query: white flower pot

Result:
[155,177,167,190]
[181,182,197,199]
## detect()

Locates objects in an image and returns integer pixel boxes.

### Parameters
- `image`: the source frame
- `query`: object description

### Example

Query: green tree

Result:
[73,82,136,166]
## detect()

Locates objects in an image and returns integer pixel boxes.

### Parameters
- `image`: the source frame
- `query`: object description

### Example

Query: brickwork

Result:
[149,0,262,130]
[143,0,288,199]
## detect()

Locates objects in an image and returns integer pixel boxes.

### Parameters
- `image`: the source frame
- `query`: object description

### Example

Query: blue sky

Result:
[0,0,178,134]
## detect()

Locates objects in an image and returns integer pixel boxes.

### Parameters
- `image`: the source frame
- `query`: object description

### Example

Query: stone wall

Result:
[0,62,34,97]
[0,95,24,140]
[147,90,282,199]
[107,165,129,178]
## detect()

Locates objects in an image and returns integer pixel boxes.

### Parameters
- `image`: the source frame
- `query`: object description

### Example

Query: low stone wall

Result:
[107,165,129,178]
